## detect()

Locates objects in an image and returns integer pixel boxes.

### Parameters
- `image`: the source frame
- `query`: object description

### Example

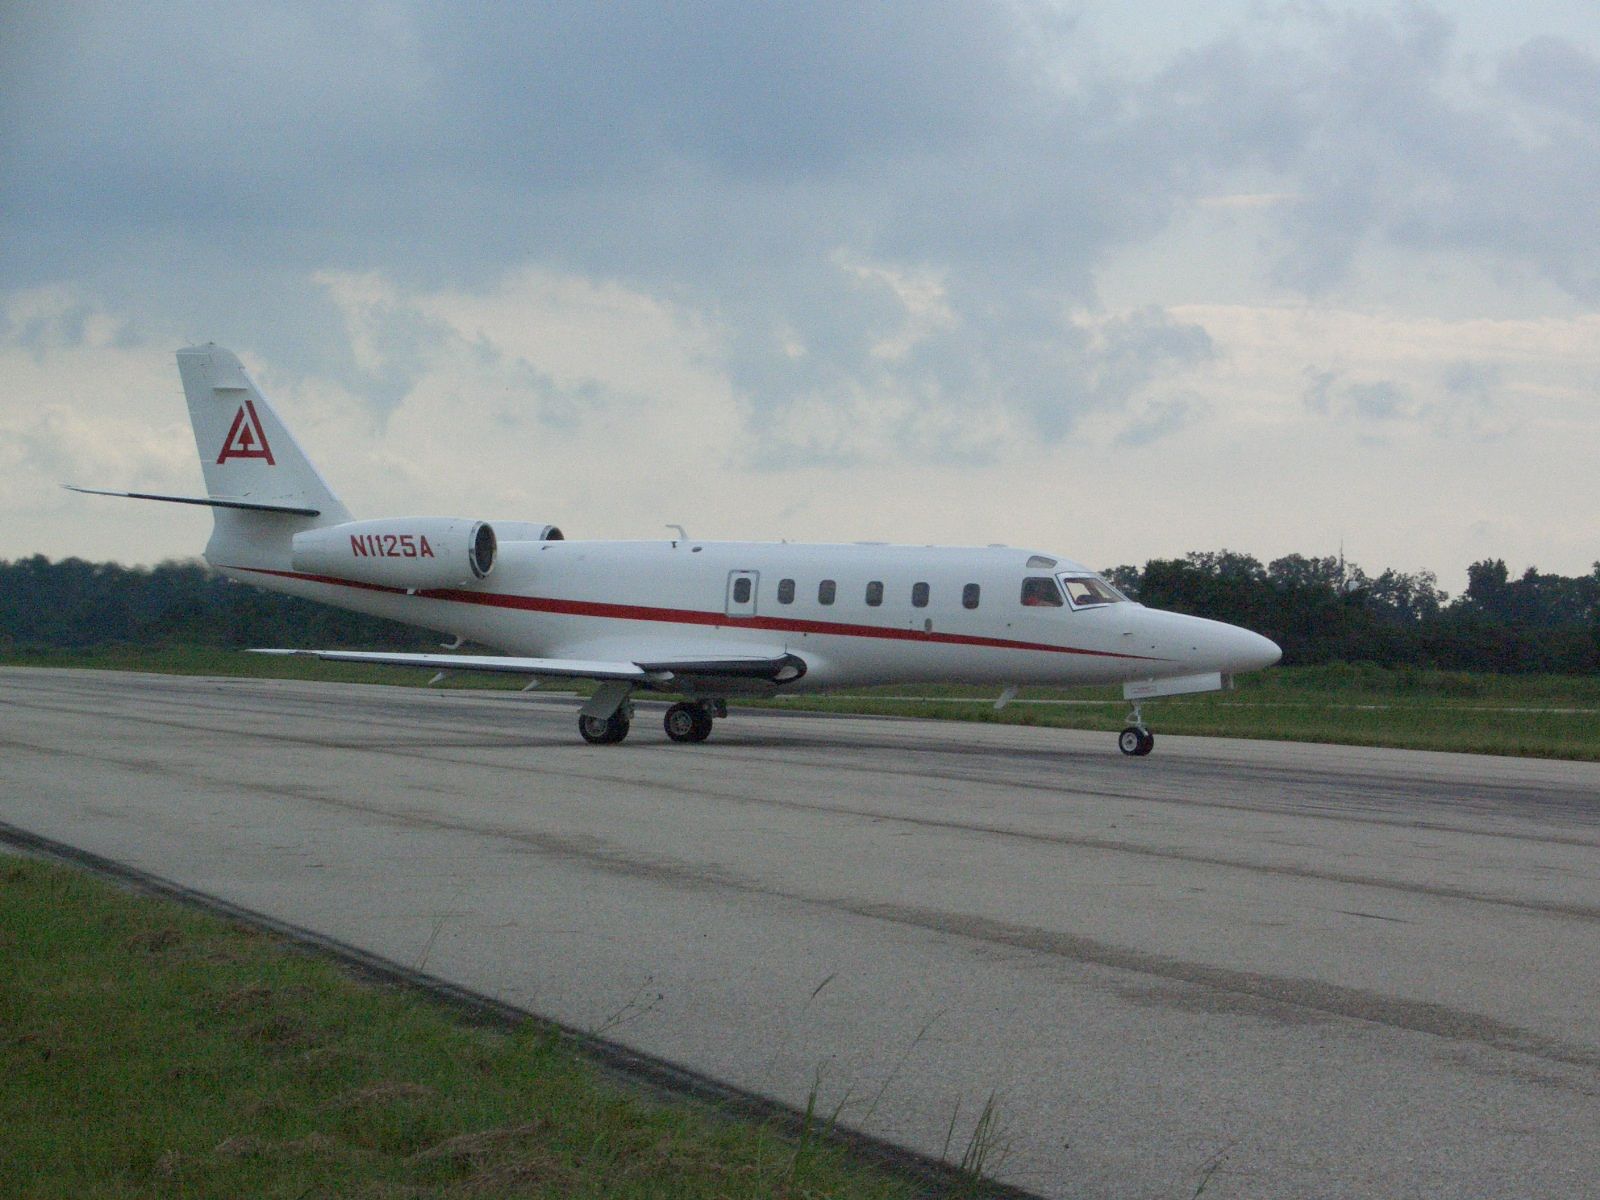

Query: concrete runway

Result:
[4,666,1598,1198]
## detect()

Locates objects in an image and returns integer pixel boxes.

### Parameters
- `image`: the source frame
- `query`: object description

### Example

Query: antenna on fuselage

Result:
[666,524,688,546]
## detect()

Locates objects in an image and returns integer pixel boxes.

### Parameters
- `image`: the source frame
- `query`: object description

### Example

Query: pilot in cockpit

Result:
[1021,577,1065,607]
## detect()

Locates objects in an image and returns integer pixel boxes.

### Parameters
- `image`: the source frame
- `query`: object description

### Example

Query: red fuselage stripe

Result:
[226,566,1161,661]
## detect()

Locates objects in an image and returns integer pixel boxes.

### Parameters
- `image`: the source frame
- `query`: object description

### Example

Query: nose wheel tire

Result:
[1118,726,1154,757]
[664,702,715,743]
[579,712,631,744]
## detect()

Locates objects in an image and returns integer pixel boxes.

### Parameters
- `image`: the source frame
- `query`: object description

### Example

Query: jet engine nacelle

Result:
[490,521,565,542]
[291,518,499,588]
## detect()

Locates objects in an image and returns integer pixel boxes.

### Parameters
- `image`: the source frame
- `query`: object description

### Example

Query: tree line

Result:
[2,551,1597,673]
[0,556,422,651]
[1103,552,1600,674]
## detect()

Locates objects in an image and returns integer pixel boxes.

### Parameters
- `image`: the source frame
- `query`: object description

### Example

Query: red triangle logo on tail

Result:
[217,400,276,465]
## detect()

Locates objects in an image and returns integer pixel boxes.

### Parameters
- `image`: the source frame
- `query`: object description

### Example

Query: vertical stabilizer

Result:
[176,344,351,568]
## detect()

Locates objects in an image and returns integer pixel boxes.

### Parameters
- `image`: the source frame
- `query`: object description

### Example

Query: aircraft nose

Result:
[1128,609,1282,675]
[1230,628,1282,673]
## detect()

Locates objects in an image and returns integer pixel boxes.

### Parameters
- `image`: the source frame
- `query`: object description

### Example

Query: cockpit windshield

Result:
[1059,574,1127,607]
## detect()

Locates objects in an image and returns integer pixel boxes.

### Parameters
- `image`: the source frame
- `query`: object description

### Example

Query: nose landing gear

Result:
[1118,704,1155,757]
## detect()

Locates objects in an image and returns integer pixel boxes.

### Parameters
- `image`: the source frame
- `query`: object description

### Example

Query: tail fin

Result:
[176,344,352,567]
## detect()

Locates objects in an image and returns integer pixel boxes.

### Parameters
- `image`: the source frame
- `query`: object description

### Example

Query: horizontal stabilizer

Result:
[64,485,320,517]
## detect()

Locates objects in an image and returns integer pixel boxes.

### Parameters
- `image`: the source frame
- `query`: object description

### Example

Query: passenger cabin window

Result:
[912,582,930,608]
[962,583,981,609]
[1060,575,1126,608]
[777,578,795,604]
[1020,577,1065,607]
[865,581,884,607]
[732,577,752,604]
[819,579,837,605]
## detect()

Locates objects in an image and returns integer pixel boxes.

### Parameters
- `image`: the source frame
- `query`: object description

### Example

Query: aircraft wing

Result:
[248,648,806,684]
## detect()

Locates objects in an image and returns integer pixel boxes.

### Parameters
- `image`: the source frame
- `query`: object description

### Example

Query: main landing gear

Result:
[577,699,727,745]
[1118,703,1155,757]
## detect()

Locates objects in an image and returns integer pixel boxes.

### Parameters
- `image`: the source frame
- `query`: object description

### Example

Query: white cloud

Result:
[1097,304,1600,583]
[12,283,1596,592]
[0,290,196,536]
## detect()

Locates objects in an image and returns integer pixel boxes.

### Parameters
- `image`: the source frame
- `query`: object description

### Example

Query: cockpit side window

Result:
[1020,577,1065,607]
[1059,575,1126,608]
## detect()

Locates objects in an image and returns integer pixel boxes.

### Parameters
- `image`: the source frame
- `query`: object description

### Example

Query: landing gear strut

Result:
[1118,703,1154,757]
[664,701,716,743]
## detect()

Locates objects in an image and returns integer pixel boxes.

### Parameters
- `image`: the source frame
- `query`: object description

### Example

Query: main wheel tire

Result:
[664,703,700,742]
[686,706,714,742]
[1118,727,1145,756]
[1135,729,1155,757]
[665,702,716,743]
[579,713,629,744]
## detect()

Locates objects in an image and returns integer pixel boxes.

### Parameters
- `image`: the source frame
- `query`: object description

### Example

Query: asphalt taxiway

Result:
[3,667,1598,1198]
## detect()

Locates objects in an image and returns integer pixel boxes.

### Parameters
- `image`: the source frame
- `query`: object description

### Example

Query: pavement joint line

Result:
[0,817,1048,1200]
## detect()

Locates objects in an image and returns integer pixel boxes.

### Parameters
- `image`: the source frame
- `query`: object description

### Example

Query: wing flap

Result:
[636,654,803,679]
[249,648,807,685]
[248,649,649,680]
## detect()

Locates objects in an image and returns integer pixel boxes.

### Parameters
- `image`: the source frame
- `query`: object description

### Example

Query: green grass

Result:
[5,647,1598,760]
[748,665,1600,760]
[0,854,925,1200]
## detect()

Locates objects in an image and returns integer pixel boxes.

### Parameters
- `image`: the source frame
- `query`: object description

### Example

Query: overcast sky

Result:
[3,1,1597,591]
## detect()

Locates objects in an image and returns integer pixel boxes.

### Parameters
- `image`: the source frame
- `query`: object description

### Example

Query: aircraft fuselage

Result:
[218,537,1280,694]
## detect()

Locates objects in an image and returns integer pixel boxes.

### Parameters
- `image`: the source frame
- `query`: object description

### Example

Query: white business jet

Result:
[71,345,1280,754]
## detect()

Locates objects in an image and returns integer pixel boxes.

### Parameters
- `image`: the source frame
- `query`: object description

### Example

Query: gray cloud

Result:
[1303,367,1337,416]
[1250,12,1600,299]
[1113,395,1206,449]
[1,296,101,359]
[1304,368,1414,422]
[1304,359,1509,438]
[4,3,1599,465]
[1500,35,1600,125]
[1346,380,1410,421]
[1441,361,1501,409]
